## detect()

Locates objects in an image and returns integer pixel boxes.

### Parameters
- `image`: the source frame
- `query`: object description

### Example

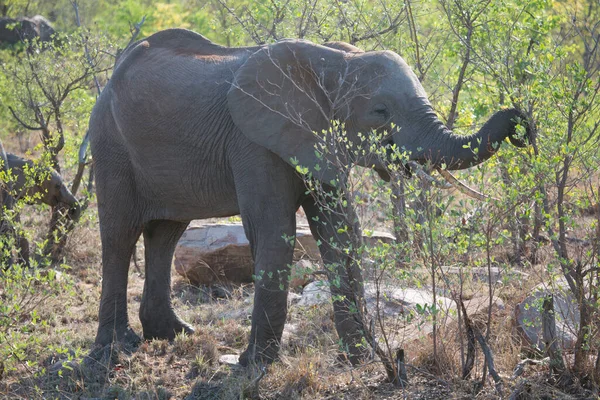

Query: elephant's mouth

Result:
[68,203,82,221]
[374,167,391,182]
[375,137,411,181]
[53,199,82,221]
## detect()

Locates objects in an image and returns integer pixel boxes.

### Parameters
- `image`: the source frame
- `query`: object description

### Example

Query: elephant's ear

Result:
[227,40,345,184]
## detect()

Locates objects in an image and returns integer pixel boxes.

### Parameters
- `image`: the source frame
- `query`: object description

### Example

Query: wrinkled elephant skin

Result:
[88,29,529,366]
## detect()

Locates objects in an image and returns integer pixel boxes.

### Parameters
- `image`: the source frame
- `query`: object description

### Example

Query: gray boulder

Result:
[174,223,320,286]
[174,222,394,287]
[296,280,331,307]
[515,285,579,351]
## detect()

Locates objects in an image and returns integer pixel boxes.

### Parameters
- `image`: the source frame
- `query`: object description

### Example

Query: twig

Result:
[476,331,503,396]
[124,15,147,50]
[460,299,476,379]
[8,106,42,131]
[350,13,404,45]
[71,0,101,96]
[215,0,263,44]
[244,366,266,399]
[511,357,549,379]
[405,363,450,387]
[405,0,423,79]
[395,348,408,387]
[70,0,100,196]
[406,161,452,189]
[508,380,527,400]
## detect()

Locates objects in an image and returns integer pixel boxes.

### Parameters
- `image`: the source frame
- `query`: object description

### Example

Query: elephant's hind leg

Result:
[95,220,143,348]
[139,219,194,340]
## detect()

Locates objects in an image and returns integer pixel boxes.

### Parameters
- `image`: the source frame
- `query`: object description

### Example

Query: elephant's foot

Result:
[239,340,280,367]
[94,324,142,353]
[141,314,194,341]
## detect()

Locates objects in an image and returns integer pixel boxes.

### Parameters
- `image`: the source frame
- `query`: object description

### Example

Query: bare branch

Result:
[8,106,42,131]
[215,0,264,45]
[125,15,147,51]
[351,10,404,45]
[70,0,102,96]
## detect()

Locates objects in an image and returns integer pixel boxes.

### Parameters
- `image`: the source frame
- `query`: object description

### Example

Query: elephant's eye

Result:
[372,104,388,118]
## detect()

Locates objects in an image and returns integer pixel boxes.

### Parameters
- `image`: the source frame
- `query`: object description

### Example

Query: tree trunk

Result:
[542,295,566,376]
[573,299,592,377]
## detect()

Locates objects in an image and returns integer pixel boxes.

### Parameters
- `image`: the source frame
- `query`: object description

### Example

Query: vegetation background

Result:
[0,0,598,398]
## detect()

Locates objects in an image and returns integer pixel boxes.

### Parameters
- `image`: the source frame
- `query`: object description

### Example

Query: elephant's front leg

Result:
[234,158,301,366]
[239,212,296,366]
[303,195,369,365]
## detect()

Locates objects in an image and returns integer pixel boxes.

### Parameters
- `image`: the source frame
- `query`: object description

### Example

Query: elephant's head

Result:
[0,15,55,46]
[227,40,528,184]
[6,153,80,220]
[28,15,55,43]
[41,170,81,221]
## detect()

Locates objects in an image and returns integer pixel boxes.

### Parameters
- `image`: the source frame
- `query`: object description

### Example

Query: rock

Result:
[361,230,396,247]
[296,281,480,318]
[295,280,504,346]
[297,280,331,307]
[219,354,240,365]
[174,222,394,286]
[515,286,579,351]
[281,323,298,342]
[363,283,454,317]
[462,295,505,317]
[289,259,317,289]
[439,266,529,285]
[174,223,319,286]
[287,292,302,305]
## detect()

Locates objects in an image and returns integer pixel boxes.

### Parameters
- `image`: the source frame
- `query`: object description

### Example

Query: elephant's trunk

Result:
[400,108,528,171]
[57,182,81,221]
[68,201,81,222]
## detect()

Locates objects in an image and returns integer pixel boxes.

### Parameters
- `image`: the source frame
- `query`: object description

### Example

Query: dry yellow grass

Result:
[0,148,596,399]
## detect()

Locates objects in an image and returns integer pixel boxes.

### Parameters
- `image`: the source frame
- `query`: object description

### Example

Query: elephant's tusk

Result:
[436,168,496,202]
[406,161,453,189]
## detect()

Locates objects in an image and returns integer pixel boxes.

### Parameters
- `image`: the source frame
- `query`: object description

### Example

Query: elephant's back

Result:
[89,31,248,218]
[104,39,247,143]
[107,30,253,115]
[114,29,259,71]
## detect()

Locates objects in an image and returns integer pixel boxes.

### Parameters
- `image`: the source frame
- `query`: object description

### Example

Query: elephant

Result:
[0,15,55,46]
[0,153,80,267]
[87,29,529,366]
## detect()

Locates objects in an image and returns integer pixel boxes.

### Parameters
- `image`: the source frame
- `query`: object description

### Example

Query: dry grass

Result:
[1,173,598,399]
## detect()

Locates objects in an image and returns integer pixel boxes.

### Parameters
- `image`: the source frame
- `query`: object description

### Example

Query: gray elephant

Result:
[88,29,528,366]
[0,153,80,267]
[0,15,55,46]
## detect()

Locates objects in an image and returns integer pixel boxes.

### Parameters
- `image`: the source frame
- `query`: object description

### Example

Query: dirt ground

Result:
[0,182,596,399]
